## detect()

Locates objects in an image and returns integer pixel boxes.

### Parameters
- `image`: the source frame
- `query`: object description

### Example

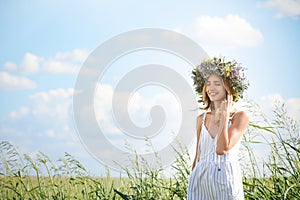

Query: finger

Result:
[226,95,230,103]
[228,94,233,102]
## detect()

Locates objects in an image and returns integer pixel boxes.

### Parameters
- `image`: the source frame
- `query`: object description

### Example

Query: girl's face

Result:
[205,73,227,102]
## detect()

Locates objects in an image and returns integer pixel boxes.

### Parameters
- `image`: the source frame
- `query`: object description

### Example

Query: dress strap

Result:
[196,111,207,163]
[202,112,207,125]
[229,111,238,121]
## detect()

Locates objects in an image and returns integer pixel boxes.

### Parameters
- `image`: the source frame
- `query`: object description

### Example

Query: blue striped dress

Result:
[187,112,244,200]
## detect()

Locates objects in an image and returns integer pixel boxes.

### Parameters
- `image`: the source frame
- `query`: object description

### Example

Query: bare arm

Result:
[216,95,249,155]
[192,114,203,170]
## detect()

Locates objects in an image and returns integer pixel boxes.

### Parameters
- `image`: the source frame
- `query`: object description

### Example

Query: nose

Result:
[206,84,215,92]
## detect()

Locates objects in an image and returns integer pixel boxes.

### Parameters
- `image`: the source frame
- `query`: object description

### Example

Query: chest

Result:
[204,121,220,139]
[204,113,231,139]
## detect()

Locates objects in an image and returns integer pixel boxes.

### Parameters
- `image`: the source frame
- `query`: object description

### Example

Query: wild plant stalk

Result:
[0,100,299,199]
[242,100,300,199]
[0,142,118,199]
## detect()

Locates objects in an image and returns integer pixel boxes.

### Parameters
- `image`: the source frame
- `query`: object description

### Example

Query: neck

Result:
[210,101,223,114]
[210,102,237,116]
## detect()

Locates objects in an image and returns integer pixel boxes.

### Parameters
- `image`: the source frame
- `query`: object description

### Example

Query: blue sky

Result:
[1,0,300,176]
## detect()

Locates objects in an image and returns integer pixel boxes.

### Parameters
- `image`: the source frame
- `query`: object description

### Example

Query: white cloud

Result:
[259,93,300,124]
[3,49,89,75]
[93,83,184,156]
[54,48,89,62]
[7,88,74,123]
[260,0,300,19]
[260,93,284,104]
[4,61,17,71]
[94,84,114,120]
[42,60,79,74]
[128,89,182,128]
[0,71,37,90]
[286,98,300,124]
[9,106,30,119]
[20,53,41,74]
[42,49,89,74]
[94,84,123,134]
[44,129,56,138]
[29,88,74,121]
[94,83,182,144]
[192,14,264,48]
[4,88,78,145]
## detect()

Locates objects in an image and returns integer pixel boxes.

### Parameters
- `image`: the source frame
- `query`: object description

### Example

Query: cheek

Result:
[218,87,227,95]
[205,85,210,92]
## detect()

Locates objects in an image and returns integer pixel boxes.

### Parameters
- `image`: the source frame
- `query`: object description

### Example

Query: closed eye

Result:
[206,81,221,86]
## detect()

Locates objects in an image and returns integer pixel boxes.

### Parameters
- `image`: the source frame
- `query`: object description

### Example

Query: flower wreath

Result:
[192,56,249,103]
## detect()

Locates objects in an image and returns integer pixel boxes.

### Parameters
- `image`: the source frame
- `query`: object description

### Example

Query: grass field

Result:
[1,101,299,199]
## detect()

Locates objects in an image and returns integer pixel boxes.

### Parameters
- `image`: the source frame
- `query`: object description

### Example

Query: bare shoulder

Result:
[235,110,249,119]
[197,112,205,120]
[196,113,205,129]
[195,113,205,138]
[232,110,249,124]
[196,112,205,124]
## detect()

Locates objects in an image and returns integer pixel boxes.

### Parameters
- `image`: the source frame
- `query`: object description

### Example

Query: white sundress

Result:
[187,112,244,200]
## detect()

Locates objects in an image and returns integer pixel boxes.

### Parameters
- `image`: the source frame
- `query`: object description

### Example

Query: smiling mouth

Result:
[209,92,217,96]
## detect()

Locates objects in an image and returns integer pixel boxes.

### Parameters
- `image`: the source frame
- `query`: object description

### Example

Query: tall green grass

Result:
[0,100,299,199]
[242,101,300,199]
[0,142,118,199]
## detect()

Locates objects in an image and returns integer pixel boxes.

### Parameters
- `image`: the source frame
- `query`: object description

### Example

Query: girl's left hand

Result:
[222,94,234,116]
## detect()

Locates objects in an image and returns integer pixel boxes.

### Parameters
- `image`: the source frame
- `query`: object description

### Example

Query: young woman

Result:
[187,57,250,200]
